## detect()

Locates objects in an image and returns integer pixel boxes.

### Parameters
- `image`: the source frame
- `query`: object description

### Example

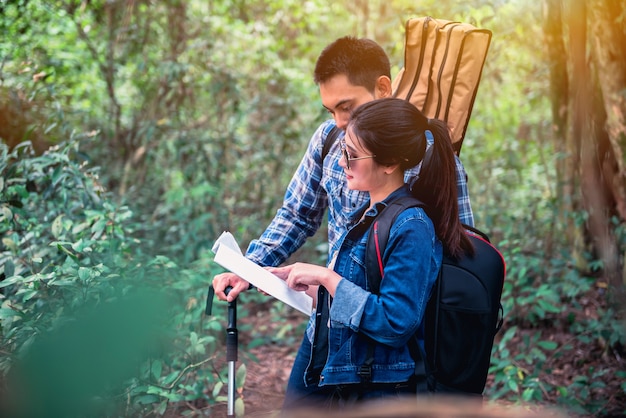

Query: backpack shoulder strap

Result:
[364,196,424,294]
[462,223,491,242]
[358,195,426,383]
[321,125,341,161]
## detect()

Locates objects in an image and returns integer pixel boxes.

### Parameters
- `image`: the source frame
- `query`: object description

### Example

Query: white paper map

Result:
[212,232,313,316]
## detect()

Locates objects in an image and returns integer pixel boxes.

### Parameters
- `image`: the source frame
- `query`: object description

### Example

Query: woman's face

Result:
[339,128,387,192]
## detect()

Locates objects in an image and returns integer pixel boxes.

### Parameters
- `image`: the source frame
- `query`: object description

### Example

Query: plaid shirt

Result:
[246,120,474,267]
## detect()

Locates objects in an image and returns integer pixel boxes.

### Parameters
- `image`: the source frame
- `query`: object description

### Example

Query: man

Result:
[212,36,473,302]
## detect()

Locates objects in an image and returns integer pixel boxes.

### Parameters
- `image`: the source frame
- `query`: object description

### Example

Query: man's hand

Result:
[212,272,249,302]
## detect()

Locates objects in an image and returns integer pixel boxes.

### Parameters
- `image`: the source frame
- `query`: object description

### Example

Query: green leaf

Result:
[134,394,161,405]
[165,392,185,402]
[236,363,247,389]
[2,259,15,278]
[72,221,91,235]
[161,371,179,386]
[20,289,38,301]
[151,360,163,380]
[78,267,93,282]
[537,340,558,350]
[590,381,606,389]
[522,387,535,401]
[0,308,21,320]
[0,205,13,223]
[235,397,245,417]
[0,275,23,288]
[146,385,167,396]
[55,244,79,262]
[51,214,64,238]
[2,237,18,252]
[72,239,92,253]
[212,381,224,398]
[48,279,75,287]
[501,325,518,342]
[156,400,168,415]
[91,218,107,236]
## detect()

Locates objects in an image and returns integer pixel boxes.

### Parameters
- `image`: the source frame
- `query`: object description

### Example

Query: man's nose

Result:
[334,115,349,130]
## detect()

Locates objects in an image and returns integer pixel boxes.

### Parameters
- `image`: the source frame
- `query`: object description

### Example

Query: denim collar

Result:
[345,185,414,243]
[353,184,413,224]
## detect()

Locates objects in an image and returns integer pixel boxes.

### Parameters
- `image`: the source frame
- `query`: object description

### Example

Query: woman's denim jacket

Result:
[305,185,442,386]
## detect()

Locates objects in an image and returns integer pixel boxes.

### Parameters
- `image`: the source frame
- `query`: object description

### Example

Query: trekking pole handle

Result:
[205,285,215,316]
[225,286,238,362]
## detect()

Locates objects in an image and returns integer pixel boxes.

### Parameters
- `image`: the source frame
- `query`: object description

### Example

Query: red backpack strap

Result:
[365,196,424,293]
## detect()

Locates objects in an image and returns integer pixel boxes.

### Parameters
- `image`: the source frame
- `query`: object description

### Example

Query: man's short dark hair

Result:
[313,36,391,94]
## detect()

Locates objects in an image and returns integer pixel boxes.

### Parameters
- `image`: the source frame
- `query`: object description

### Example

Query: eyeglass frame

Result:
[340,139,376,170]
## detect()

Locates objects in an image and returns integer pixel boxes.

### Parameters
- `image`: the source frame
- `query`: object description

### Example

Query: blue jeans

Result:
[282,334,416,412]
[283,334,334,410]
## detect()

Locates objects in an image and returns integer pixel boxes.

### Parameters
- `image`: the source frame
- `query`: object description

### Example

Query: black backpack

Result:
[363,196,505,395]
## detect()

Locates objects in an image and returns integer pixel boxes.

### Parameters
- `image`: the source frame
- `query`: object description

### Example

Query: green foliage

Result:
[489,326,557,403]
[0,140,234,416]
[486,196,626,415]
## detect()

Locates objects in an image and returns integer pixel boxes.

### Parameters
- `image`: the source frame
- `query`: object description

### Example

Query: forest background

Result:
[0,0,625,417]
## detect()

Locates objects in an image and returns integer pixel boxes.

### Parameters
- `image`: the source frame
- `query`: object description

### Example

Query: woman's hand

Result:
[269,263,341,297]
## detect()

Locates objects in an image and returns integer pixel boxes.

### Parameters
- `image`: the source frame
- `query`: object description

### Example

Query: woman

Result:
[271,98,473,411]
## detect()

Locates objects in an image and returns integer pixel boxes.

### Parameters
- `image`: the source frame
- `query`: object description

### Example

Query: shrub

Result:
[0,139,229,416]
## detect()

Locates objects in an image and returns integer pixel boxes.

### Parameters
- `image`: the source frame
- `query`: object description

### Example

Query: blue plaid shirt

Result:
[246,120,474,267]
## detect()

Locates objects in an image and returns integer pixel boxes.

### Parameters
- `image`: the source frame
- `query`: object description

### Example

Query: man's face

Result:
[319,74,377,130]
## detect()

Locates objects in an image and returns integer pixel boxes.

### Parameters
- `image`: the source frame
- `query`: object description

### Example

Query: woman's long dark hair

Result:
[348,97,473,259]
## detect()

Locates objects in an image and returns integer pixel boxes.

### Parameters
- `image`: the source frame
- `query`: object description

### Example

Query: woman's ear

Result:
[383,163,401,175]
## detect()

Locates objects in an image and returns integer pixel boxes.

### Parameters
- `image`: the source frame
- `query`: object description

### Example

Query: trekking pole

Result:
[205,285,238,418]
[225,286,238,417]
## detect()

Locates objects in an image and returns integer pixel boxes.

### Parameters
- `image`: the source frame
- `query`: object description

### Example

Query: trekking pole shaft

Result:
[227,360,236,417]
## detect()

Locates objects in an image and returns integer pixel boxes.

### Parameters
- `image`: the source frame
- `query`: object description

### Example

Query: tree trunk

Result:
[545,0,626,301]
[586,1,626,293]
[587,1,626,221]
[584,0,626,292]
[544,0,582,262]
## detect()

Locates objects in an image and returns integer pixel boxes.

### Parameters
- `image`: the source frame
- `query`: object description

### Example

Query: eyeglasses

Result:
[340,139,376,170]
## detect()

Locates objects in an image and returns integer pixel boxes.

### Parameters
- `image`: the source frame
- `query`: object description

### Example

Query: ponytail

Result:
[412,119,473,259]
